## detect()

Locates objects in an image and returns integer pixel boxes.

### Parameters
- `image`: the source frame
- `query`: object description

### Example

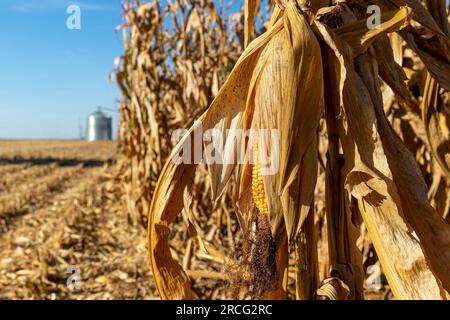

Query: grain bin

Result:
[86,109,112,141]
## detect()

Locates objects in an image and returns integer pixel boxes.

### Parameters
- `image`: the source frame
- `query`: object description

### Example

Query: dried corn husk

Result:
[148,1,324,299]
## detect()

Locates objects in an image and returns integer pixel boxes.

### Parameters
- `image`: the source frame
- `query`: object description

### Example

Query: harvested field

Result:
[0,141,388,300]
[0,141,157,299]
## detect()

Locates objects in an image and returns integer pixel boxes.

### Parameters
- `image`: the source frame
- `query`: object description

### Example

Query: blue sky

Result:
[0,0,247,140]
[0,0,123,139]
[5,0,437,139]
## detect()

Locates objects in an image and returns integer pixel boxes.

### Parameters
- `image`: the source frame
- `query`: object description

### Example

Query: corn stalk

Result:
[117,0,450,300]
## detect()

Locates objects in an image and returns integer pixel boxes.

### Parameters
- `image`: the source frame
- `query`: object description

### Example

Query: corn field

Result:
[116,0,450,300]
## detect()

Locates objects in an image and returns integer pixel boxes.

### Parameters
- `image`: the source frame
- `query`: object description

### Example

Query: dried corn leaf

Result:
[373,35,416,108]
[372,0,446,36]
[334,8,411,56]
[314,21,450,299]
[244,0,261,47]
[400,30,450,91]
[420,0,450,179]
[316,277,350,300]
[421,75,450,179]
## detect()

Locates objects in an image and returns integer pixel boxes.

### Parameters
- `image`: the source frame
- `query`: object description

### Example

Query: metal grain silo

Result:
[86,110,112,141]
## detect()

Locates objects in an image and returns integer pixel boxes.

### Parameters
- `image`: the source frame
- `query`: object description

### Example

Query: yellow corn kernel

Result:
[252,144,269,214]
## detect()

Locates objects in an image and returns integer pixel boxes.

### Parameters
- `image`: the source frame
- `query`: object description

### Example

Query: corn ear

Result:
[252,144,269,215]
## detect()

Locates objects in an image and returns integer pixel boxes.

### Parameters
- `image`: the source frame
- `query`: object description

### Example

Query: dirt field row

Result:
[0,141,157,299]
[0,141,387,300]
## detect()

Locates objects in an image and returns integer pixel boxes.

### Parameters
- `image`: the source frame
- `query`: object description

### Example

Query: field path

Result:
[0,165,85,233]
[0,141,156,299]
